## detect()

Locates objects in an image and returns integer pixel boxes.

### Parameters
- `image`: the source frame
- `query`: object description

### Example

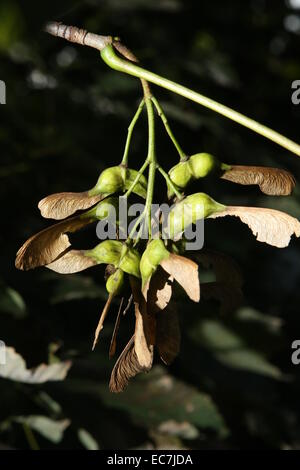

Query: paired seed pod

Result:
[168,153,229,196]
[140,239,170,286]
[89,166,147,198]
[167,192,226,239]
[86,240,141,278]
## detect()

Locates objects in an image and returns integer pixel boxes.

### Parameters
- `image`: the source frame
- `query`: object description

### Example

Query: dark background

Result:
[1,0,300,450]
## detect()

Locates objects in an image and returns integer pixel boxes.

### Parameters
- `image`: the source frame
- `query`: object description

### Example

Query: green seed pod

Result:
[168,153,222,197]
[140,256,154,286]
[119,247,141,278]
[106,268,124,295]
[86,240,123,265]
[92,166,124,194]
[90,166,148,199]
[140,239,170,286]
[188,153,219,179]
[169,161,192,189]
[168,192,226,239]
[82,196,118,220]
[87,240,140,277]
[146,239,170,265]
[95,196,119,222]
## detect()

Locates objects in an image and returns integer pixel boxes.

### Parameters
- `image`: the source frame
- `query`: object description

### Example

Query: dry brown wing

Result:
[221,165,295,196]
[15,215,93,271]
[209,206,300,248]
[38,191,103,220]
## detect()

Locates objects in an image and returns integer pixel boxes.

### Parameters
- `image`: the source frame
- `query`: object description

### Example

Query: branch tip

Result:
[44,21,112,51]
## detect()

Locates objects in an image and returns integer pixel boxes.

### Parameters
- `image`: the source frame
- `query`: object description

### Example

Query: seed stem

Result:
[157,165,183,199]
[151,96,186,160]
[121,99,145,165]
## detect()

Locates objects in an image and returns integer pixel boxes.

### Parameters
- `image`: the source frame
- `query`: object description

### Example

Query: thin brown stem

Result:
[109,297,124,358]
[92,294,114,350]
[44,21,112,50]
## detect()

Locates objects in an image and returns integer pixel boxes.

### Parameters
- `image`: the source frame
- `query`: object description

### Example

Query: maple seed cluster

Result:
[15,33,300,393]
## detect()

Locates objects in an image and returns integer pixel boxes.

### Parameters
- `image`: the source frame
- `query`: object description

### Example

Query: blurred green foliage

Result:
[1,0,300,449]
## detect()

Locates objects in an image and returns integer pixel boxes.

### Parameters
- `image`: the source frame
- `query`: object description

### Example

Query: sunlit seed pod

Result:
[140,239,170,285]
[106,268,124,295]
[86,240,123,265]
[146,239,170,265]
[188,153,219,178]
[140,256,154,285]
[92,166,124,194]
[169,161,192,189]
[168,192,226,239]
[119,247,141,278]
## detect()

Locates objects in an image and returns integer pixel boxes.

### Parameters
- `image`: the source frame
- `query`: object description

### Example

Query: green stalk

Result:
[101,44,300,157]
[151,96,186,160]
[123,159,149,198]
[144,96,156,239]
[127,210,146,244]
[127,96,156,243]
[121,99,145,165]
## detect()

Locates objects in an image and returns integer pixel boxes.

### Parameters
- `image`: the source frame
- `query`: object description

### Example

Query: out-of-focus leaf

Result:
[0,285,26,317]
[14,416,70,443]
[36,392,62,416]
[0,347,71,383]
[102,366,227,436]
[77,428,99,450]
[148,431,188,450]
[237,307,283,334]
[0,1,23,52]
[50,275,107,304]
[157,420,199,440]
[189,320,283,379]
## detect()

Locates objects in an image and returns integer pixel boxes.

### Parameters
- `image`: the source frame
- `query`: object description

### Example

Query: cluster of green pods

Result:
[168,152,230,196]
[81,156,230,297]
